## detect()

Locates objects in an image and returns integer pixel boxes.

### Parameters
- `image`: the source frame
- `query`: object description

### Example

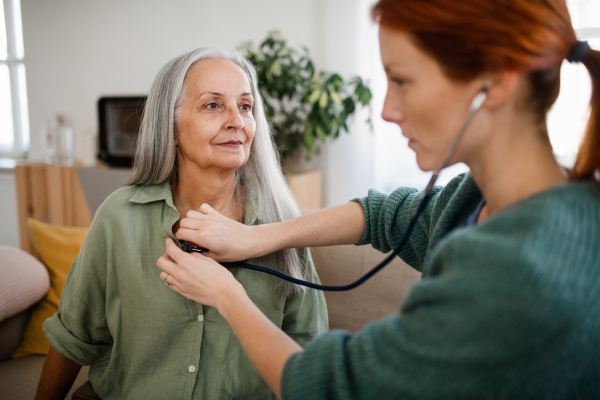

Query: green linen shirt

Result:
[43,182,328,400]
[282,173,600,399]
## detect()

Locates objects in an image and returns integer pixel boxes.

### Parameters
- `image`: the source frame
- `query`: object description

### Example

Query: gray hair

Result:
[127,47,306,297]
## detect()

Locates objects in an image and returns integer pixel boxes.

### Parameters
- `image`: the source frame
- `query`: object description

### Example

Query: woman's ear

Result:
[481,70,520,110]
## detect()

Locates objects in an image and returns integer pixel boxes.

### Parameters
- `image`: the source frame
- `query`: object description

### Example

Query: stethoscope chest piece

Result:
[179,240,209,254]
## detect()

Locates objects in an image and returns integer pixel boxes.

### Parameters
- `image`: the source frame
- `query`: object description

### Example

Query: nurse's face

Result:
[379,26,485,171]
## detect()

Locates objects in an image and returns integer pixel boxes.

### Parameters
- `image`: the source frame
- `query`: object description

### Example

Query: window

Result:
[0,0,28,157]
[548,0,600,167]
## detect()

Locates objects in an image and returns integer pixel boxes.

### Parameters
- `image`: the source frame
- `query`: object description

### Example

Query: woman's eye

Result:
[241,104,252,111]
[391,77,405,86]
[206,102,218,109]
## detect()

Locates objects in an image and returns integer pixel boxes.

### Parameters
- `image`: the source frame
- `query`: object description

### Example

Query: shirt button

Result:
[189,365,196,373]
[198,315,204,322]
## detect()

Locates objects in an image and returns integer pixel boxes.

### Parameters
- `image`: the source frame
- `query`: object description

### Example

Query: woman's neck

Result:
[466,111,568,222]
[172,161,240,221]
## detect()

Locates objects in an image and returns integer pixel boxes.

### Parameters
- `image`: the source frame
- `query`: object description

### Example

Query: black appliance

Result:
[97,96,146,167]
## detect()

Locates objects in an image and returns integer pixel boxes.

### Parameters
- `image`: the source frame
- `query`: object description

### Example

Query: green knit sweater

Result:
[282,173,600,399]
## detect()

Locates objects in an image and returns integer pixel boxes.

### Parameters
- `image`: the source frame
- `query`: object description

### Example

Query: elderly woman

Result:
[35,48,328,400]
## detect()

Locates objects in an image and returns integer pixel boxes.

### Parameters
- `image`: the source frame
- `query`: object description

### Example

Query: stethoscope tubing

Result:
[235,191,433,292]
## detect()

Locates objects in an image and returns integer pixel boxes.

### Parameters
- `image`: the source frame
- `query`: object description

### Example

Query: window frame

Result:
[1,0,28,158]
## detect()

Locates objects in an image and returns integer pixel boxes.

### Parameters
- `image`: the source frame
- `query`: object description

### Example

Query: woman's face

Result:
[379,26,487,171]
[175,58,255,172]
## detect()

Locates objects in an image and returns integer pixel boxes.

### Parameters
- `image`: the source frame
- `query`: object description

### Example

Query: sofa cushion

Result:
[0,355,90,400]
[0,308,32,362]
[0,246,50,323]
[310,244,421,332]
[12,219,88,358]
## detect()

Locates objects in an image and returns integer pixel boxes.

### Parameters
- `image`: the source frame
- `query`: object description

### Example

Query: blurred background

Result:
[1,0,599,247]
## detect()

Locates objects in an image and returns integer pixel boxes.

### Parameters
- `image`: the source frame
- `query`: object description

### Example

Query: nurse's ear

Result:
[479,70,520,110]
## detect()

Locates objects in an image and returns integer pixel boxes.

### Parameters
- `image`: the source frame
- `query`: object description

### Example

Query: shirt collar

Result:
[129,181,258,226]
[129,181,174,207]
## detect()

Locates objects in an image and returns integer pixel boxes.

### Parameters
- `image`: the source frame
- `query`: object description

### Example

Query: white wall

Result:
[22,0,324,162]
[20,0,382,208]
[312,0,376,206]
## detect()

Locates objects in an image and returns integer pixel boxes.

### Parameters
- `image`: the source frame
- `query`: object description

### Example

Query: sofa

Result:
[0,240,420,399]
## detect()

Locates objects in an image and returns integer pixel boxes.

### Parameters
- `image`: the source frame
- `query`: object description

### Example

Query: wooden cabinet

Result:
[284,170,322,210]
[14,164,92,255]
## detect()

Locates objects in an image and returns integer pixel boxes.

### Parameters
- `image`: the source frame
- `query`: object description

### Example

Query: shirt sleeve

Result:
[42,206,113,366]
[281,248,329,347]
[352,173,472,270]
[280,233,572,400]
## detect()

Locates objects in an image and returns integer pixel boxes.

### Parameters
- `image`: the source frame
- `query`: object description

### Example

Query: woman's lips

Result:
[218,141,243,148]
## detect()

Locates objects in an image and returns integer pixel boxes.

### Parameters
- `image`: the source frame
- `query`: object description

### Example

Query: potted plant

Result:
[239,31,372,164]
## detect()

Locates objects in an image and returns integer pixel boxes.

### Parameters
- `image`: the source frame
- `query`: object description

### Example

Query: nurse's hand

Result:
[175,205,263,262]
[157,237,245,310]
[175,202,366,262]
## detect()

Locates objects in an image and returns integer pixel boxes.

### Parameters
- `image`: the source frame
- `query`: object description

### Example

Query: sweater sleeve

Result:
[281,231,573,400]
[42,203,113,366]
[352,174,474,269]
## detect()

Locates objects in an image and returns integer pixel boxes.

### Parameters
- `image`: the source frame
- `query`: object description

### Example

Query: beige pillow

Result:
[0,246,50,322]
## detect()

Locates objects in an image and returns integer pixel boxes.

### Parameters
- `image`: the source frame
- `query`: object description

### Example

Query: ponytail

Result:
[572,47,600,181]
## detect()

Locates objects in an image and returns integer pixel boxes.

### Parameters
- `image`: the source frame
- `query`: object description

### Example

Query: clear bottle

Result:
[42,117,57,164]
[55,115,73,165]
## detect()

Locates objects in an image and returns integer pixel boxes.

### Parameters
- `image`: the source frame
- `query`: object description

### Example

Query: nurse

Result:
[157,0,600,398]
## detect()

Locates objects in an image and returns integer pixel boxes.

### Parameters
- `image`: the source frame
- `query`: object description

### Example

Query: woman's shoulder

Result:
[429,180,600,303]
[481,180,600,236]
[95,182,170,217]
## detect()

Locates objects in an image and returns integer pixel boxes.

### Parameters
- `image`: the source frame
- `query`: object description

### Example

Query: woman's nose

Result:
[226,107,244,131]
[381,92,403,124]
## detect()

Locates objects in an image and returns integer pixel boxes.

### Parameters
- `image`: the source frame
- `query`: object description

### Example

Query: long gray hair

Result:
[127,47,306,297]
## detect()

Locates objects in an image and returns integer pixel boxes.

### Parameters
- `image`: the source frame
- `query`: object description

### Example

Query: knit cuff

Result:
[281,330,352,400]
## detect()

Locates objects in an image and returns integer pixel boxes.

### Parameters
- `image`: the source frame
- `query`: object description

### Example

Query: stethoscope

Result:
[180,83,490,291]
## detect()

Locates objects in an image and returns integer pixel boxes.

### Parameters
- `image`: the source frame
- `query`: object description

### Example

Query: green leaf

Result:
[330,90,342,105]
[271,61,282,76]
[319,91,328,108]
[315,125,327,141]
[303,123,314,151]
[308,89,321,104]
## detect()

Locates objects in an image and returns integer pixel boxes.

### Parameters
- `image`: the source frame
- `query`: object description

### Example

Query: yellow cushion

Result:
[12,219,88,358]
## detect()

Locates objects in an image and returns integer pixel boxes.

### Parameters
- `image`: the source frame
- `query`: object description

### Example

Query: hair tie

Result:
[567,41,590,63]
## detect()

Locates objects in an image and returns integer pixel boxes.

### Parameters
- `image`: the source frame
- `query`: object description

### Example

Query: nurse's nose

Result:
[381,91,403,125]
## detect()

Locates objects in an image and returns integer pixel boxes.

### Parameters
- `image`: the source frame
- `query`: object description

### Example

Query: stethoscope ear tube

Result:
[179,87,488,291]
[237,191,433,291]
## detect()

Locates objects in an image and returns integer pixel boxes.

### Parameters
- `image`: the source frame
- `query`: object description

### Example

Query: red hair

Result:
[372,0,600,181]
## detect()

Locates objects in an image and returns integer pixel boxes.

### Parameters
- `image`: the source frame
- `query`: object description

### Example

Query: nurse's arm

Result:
[177,201,365,262]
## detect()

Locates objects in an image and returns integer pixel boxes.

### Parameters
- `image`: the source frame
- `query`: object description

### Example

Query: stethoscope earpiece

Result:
[482,78,492,92]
